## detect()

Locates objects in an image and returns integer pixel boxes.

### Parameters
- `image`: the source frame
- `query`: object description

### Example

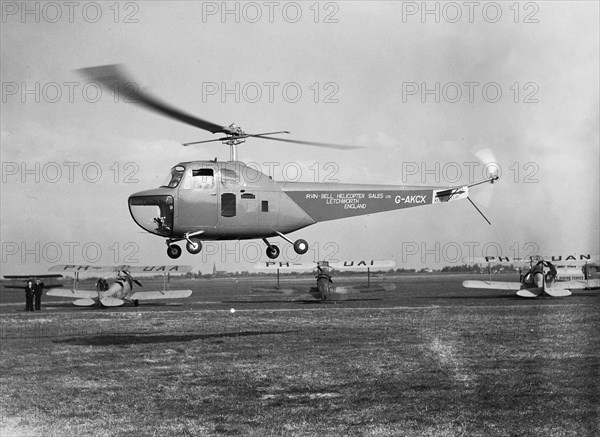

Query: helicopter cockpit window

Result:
[219,169,239,188]
[190,168,215,189]
[161,165,186,188]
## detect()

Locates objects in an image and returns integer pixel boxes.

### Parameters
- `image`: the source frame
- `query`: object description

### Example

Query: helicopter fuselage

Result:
[128,160,461,243]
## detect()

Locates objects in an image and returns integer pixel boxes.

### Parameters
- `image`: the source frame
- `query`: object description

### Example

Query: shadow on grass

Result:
[296,298,383,304]
[53,330,297,346]
[223,298,382,305]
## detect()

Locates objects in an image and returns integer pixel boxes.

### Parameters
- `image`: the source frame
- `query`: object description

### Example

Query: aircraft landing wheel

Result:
[293,239,309,255]
[133,300,139,307]
[167,245,182,259]
[266,245,280,259]
[186,238,202,255]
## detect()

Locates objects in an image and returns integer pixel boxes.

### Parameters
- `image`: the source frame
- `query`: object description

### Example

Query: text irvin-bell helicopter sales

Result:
[80,65,499,260]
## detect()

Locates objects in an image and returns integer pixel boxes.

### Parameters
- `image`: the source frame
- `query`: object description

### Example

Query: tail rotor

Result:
[467,148,500,224]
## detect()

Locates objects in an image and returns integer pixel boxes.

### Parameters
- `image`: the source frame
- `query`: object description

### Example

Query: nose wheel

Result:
[266,245,280,259]
[167,244,182,259]
[186,238,202,254]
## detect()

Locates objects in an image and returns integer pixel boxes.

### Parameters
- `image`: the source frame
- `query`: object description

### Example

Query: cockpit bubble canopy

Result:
[161,165,186,188]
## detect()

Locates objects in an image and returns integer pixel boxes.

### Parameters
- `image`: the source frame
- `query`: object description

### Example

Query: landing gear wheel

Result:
[293,239,309,255]
[167,245,182,259]
[266,245,280,259]
[186,238,202,255]
[133,300,139,307]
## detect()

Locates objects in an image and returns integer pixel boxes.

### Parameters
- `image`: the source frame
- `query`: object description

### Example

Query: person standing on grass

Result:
[25,280,35,312]
[34,279,44,310]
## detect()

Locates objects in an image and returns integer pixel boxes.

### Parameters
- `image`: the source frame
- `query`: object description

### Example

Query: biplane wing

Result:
[329,260,396,270]
[129,290,192,300]
[462,280,523,291]
[3,274,64,289]
[553,279,600,290]
[250,287,302,295]
[332,283,397,293]
[462,280,573,298]
[4,274,63,279]
[3,284,64,290]
[253,260,396,271]
[48,265,192,274]
[48,265,116,273]
[46,288,97,299]
[542,288,572,297]
[253,262,315,271]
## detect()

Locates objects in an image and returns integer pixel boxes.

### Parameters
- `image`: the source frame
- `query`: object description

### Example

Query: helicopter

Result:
[80,65,499,260]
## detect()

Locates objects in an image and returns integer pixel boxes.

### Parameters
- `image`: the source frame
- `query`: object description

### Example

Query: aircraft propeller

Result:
[78,64,361,160]
[118,270,143,288]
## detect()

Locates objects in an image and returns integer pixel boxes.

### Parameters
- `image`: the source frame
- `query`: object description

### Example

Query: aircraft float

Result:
[463,254,600,298]
[80,65,499,260]
[45,265,193,307]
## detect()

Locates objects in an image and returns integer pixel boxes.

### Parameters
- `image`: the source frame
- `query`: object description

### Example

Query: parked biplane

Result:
[253,260,396,301]
[79,64,499,260]
[463,254,600,298]
[46,265,193,307]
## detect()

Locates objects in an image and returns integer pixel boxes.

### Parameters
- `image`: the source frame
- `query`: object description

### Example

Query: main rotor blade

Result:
[77,64,226,134]
[183,131,290,146]
[251,135,363,150]
[183,137,232,146]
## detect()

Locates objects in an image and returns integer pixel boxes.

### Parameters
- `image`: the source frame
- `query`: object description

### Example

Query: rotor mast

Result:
[224,137,244,161]
[223,123,243,161]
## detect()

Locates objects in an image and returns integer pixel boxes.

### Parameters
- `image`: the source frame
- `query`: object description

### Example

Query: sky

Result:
[1,1,599,275]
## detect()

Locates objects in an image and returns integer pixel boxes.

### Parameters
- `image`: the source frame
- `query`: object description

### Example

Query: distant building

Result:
[212,262,228,277]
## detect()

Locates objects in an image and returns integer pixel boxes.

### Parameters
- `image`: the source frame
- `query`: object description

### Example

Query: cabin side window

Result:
[220,169,239,188]
[180,167,215,190]
[191,168,215,189]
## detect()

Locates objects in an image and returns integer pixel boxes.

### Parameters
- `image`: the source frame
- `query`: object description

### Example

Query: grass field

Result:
[1,275,598,436]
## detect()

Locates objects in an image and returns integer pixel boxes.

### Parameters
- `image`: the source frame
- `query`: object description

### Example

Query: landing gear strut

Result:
[262,232,310,259]
[165,231,205,259]
[275,231,309,255]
